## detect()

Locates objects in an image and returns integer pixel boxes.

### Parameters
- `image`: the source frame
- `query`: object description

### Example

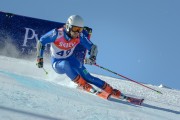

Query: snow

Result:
[158,84,172,89]
[0,56,180,120]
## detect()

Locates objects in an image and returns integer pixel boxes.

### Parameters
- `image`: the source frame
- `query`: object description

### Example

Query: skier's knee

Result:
[52,62,65,74]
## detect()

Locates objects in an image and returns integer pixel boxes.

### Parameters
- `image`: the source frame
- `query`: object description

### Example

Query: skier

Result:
[36,15,129,100]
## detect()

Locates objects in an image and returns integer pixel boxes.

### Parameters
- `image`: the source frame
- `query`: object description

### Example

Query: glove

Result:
[37,58,43,68]
[85,44,98,65]
[84,56,96,65]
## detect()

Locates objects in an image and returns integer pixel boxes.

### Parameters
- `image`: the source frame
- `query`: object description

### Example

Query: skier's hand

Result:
[84,56,96,65]
[37,58,43,68]
[85,44,97,65]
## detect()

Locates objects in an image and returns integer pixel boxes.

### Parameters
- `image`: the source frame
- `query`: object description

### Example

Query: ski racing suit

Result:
[37,28,105,89]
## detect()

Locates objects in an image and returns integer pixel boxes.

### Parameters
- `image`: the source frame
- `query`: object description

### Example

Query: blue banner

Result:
[0,11,91,63]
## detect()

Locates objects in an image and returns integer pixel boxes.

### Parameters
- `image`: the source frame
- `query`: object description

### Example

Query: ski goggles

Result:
[71,26,83,33]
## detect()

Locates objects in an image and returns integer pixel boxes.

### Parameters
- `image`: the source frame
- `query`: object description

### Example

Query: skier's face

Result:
[70,31,80,38]
[69,26,83,38]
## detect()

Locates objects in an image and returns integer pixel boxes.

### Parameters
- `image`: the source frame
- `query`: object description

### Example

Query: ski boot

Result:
[97,83,121,99]
[73,75,97,93]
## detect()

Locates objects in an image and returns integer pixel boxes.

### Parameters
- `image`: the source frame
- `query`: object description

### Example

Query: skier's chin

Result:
[70,31,79,38]
[71,35,78,38]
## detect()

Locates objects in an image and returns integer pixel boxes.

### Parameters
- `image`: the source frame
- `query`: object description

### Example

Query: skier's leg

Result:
[68,56,105,88]
[77,66,105,88]
[52,59,96,93]
[52,60,78,80]
[68,58,121,98]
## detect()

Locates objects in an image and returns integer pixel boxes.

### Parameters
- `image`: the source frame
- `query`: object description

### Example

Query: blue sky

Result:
[1,0,180,90]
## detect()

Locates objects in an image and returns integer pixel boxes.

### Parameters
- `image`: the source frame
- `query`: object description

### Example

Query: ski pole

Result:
[94,63,162,94]
[36,63,48,75]
[42,67,48,75]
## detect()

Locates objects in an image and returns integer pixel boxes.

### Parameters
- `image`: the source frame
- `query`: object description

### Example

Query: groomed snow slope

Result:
[0,56,180,120]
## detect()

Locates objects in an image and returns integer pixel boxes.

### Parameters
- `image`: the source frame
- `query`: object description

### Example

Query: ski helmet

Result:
[66,15,84,32]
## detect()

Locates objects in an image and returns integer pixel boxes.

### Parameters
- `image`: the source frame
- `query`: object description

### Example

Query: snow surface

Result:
[0,56,180,120]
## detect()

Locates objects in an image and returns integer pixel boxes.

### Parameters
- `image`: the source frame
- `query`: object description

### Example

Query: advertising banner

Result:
[0,11,90,63]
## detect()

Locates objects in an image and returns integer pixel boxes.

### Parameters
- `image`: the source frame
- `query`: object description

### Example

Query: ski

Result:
[95,90,144,106]
[126,96,144,105]
[77,86,144,106]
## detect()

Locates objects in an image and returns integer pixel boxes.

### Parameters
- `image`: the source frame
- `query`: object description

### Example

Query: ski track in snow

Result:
[0,56,180,120]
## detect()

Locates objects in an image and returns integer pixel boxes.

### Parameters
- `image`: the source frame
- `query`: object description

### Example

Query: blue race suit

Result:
[38,28,105,89]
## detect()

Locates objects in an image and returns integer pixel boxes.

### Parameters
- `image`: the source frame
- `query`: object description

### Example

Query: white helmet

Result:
[66,15,84,32]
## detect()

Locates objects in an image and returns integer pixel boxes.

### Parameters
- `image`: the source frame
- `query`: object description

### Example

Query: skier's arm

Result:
[36,29,58,68]
[80,33,98,65]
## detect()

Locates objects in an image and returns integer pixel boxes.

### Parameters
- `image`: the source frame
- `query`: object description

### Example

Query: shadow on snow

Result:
[109,98,180,115]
